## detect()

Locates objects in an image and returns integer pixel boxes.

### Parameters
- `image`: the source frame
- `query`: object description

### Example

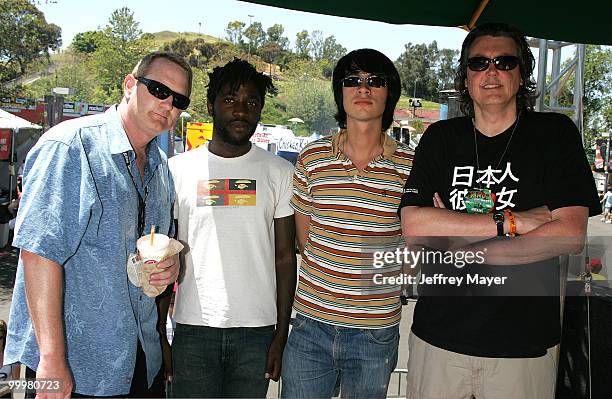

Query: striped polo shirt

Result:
[291,131,414,328]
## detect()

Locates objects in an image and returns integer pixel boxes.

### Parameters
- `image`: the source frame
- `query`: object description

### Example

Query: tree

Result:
[225,21,245,47]
[395,41,453,101]
[266,24,289,50]
[261,95,288,126]
[310,30,324,61]
[107,7,142,42]
[184,67,209,120]
[71,30,106,54]
[285,75,336,133]
[295,30,311,59]
[87,7,151,103]
[26,52,95,102]
[162,38,192,59]
[436,48,459,91]
[555,45,612,149]
[161,38,232,68]
[276,50,298,73]
[0,0,61,81]
[583,46,612,135]
[244,22,266,54]
[321,35,346,66]
[258,42,282,74]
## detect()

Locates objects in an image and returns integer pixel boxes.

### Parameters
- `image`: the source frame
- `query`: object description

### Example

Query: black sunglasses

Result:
[467,56,519,72]
[342,74,387,88]
[136,77,190,110]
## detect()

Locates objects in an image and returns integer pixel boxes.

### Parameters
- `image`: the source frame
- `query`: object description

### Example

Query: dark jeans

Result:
[26,340,165,398]
[281,314,399,399]
[172,323,274,398]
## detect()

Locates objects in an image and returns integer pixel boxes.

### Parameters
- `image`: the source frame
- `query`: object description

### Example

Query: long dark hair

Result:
[332,49,401,131]
[455,23,537,116]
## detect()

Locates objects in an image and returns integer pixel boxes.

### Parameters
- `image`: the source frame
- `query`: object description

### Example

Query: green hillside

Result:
[152,31,221,46]
[397,96,440,110]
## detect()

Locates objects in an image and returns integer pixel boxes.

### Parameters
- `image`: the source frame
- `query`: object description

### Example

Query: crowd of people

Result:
[0,22,601,399]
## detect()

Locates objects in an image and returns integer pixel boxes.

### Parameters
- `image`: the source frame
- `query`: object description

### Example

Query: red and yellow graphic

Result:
[197,179,256,206]
[186,122,213,150]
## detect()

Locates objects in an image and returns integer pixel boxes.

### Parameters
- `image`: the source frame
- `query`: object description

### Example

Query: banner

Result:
[275,137,311,153]
[250,132,273,149]
[186,122,213,150]
[0,129,11,160]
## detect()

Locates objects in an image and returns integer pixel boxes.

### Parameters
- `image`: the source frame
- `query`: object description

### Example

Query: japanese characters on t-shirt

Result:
[450,162,520,211]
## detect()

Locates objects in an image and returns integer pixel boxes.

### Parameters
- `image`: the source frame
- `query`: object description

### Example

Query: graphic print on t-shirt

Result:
[197,179,256,206]
[449,161,519,211]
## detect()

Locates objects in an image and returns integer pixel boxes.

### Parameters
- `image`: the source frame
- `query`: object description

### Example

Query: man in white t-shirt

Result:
[168,59,296,398]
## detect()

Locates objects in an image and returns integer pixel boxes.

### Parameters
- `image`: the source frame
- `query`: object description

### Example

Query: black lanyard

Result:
[123,152,149,237]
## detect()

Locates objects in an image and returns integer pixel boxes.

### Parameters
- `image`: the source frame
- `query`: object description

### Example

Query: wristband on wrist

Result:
[505,209,517,237]
[492,211,505,237]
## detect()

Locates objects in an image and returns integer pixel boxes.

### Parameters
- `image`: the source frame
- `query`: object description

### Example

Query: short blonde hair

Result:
[132,51,193,96]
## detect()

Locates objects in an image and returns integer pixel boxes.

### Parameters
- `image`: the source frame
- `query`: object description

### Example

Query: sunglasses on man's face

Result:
[136,77,191,110]
[467,56,519,72]
[342,74,387,88]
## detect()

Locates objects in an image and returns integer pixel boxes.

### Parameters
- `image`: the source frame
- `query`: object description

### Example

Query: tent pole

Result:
[467,0,490,30]
[8,128,16,202]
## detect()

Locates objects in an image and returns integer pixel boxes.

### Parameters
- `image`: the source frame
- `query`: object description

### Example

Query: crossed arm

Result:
[401,196,588,265]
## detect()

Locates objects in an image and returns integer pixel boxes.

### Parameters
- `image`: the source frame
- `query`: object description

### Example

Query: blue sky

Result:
[39,0,470,60]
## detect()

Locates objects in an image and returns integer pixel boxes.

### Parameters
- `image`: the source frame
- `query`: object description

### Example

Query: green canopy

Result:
[245,0,611,45]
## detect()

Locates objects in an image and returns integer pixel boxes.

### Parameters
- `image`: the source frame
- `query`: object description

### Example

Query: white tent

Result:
[0,109,41,130]
[0,109,42,200]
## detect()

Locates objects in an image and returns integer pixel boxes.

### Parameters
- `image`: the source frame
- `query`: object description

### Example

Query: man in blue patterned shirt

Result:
[4,52,191,397]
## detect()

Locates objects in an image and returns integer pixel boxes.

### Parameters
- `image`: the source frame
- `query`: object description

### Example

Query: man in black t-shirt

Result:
[399,23,600,399]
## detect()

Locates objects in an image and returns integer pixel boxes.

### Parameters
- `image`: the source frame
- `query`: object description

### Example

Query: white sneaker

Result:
[606,221,611,224]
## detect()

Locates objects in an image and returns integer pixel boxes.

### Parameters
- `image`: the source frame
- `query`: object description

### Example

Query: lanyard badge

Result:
[464,188,496,214]
[467,114,520,215]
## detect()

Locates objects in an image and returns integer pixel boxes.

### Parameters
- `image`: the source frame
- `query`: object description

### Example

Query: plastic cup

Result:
[137,233,170,265]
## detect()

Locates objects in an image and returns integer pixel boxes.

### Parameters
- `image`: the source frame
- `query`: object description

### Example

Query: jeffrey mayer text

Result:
[373,273,507,287]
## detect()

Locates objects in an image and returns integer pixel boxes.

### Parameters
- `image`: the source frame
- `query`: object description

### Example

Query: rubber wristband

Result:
[505,209,517,237]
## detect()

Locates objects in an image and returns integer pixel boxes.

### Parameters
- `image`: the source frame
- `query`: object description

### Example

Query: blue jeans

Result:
[172,323,274,398]
[281,314,399,398]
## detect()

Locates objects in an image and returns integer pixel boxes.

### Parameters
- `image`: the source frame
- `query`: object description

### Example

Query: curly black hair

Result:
[455,23,537,116]
[207,58,276,108]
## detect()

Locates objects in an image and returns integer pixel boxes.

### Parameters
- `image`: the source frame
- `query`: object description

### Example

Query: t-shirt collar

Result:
[332,129,397,160]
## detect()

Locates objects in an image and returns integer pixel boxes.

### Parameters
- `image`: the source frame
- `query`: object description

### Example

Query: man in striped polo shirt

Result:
[281,49,413,398]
